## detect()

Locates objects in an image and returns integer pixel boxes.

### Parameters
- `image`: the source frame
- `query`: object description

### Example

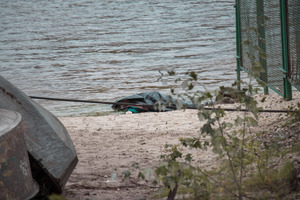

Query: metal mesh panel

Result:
[239,1,260,74]
[263,1,284,93]
[287,0,300,89]
[239,0,284,94]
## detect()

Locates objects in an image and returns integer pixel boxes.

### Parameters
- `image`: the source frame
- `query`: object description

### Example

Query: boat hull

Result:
[0,76,78,195]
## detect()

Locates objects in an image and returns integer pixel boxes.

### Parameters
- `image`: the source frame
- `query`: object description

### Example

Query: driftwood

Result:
[215,87,246,104]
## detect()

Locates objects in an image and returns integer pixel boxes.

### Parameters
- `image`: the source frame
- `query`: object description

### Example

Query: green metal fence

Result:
[287,1,300,91]
[236,0,300,100]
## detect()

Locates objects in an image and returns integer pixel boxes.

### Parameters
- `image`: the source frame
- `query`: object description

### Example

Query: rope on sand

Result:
[29,96,296,113]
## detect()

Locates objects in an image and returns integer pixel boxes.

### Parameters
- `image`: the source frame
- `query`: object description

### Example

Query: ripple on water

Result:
[0,0,245,116]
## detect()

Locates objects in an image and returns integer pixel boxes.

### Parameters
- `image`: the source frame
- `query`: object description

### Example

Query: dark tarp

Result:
[112,91,196,113]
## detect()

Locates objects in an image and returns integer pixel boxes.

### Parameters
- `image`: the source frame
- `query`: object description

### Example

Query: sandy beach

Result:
[59,92,300,200]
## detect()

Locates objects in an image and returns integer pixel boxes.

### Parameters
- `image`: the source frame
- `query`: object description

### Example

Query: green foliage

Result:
[168,70,176,76]
[146,76,264,199]
[154,144,212,200]
[48,194,67,200]
[245,161,294,198]
[136,20,300,199]
[130,65,300,199]
[180,137,203,150]
[287,103,300,124]
[149,67,300,199]
[122,170,131,181]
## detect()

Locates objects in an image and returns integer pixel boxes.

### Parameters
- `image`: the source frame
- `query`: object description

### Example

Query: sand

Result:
[59,92,300,200]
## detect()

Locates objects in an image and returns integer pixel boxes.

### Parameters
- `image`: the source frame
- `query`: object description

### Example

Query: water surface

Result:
[0,0,240,116]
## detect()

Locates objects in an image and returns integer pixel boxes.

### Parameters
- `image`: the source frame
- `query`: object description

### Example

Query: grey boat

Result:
[0,75,78,199]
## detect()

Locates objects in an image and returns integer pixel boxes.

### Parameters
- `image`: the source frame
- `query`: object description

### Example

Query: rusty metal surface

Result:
[0,109,39,200]
[0,75,78,193]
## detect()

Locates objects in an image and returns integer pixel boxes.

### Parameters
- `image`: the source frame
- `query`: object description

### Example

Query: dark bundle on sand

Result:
[112,91,196,113]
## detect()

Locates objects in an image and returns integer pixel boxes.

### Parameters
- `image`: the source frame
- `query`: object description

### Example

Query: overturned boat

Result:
[0,75,78,198]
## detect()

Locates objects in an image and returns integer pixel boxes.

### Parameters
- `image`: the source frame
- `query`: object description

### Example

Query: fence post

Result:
[280,0,292,100]
[235,0,241,91]
[256,0,269,95]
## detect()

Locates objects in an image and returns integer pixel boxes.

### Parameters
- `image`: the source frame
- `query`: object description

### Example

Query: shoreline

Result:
[60,92,300,200]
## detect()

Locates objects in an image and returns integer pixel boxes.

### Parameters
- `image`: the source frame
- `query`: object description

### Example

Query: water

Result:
[0,0,240,116]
